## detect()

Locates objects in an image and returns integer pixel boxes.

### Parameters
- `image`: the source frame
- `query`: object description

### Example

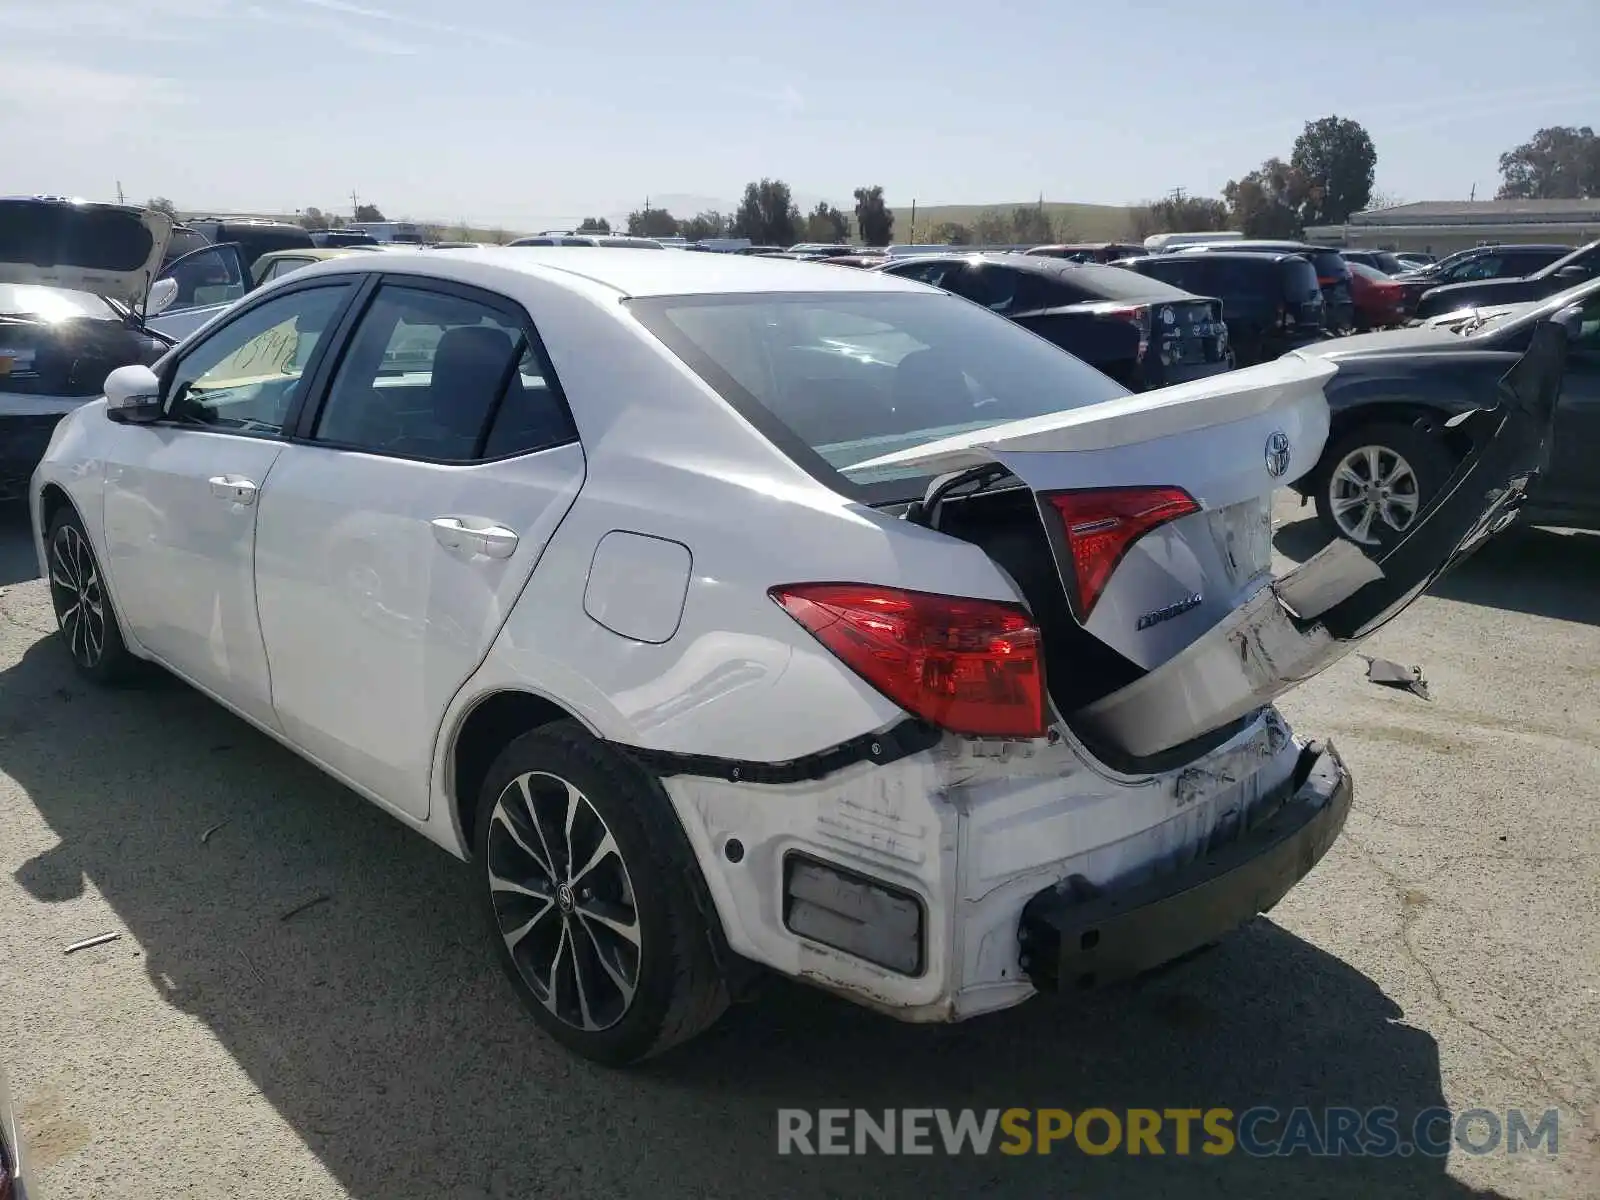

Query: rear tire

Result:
[473,721,729,1066]
[45,506,138,683]
[1312,422,1459,549]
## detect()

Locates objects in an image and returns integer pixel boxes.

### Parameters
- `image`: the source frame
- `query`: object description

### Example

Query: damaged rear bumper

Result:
[1018,741,1351,993]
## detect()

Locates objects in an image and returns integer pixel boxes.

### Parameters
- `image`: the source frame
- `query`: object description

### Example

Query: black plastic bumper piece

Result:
[1018,741,1352,993]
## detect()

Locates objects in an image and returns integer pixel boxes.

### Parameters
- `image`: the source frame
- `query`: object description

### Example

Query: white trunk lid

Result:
[0,197,172,308]
[858,356,1337,670]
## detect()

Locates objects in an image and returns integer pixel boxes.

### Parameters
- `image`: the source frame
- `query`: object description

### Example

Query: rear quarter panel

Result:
[441,273,1026,769]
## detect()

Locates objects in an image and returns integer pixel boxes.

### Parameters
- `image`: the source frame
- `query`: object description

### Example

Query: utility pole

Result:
[910,198,916,244]
[115,180,125,204]
[350,188,360,218]
[1469,182,1477,201]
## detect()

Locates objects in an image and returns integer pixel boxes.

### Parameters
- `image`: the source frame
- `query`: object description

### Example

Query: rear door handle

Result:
[431,517,519,559]
[208,475,258,506]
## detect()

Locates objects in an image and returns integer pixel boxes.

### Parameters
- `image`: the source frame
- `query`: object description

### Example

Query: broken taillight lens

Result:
[769,584,1045,738]
[1045,486,1201,619]
[1105,304,1152,359]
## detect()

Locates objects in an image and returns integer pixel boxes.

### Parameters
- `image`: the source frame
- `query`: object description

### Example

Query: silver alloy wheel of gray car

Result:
[486,771,642,1032]
[1327,443,1422,544]
[49,523,107,669]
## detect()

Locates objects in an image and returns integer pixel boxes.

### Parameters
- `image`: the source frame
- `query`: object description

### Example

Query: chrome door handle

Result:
[208,476,258,505]
[431,517,519,559]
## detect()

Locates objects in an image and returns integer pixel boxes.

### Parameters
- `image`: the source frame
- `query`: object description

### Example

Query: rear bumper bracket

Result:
[1018,740,1352,993]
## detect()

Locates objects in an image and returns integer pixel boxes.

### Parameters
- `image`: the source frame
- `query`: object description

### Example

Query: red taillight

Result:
[1044,486,1201,618]
[1106,305,1151,358]
[769,584,1045,738]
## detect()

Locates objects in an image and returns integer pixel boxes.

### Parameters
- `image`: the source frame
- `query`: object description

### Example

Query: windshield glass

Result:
[629,291,1129,498]
[0,283,119,321]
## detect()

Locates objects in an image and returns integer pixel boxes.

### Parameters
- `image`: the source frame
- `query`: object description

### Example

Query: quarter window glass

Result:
[314,285,575,460]
[165,284,352,434]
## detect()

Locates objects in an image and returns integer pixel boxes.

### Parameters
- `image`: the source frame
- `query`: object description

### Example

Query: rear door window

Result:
[311,284,575,461]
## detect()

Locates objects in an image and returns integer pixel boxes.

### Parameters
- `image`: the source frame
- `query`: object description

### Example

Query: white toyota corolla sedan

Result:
[27,247,1558,1064]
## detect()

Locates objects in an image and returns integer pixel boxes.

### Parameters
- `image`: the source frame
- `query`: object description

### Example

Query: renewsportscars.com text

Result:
[776,1107,1561,1158]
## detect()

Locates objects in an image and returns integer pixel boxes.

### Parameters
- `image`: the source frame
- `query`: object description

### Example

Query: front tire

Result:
[45,506,137,683]
[1312,422,1458,549]
[474,721,729,1065]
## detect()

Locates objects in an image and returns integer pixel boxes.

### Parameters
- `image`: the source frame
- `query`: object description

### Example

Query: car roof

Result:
[257,247,371,261]
[300,245,934,298]
[1128,251,1299,265]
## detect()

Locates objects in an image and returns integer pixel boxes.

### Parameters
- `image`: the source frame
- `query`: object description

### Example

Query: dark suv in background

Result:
[1118,251,1325,366]
[877,253,1232,390]
[184,217,314,270]
[1175,241,1356,333]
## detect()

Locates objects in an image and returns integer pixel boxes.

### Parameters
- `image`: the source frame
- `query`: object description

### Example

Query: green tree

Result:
[733,179,800,245]
[146,196,178,218]
[353,202,385,223]
[296,206,326,230]
[804,201,851,243]
[576,216,613,234]
[626,207,680,238]
[1146,192,1230,233]
[926,221,972,245]
[680,210,730,241]
[851,185,893,246]
[1009,205,1053,244]
[972,207,1010,245]
[1223,158,1307,238]
[1290,116,1376,225]
[1497,126,1600,199]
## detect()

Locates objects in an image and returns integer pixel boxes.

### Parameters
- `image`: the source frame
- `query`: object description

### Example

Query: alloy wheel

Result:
[486,771,642,1032]
[1327,444,1421,545]
[49,524,107,669]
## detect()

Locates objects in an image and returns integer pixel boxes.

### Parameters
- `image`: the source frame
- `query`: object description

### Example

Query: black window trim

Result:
[153,274,368,441]
[288,272,581,466]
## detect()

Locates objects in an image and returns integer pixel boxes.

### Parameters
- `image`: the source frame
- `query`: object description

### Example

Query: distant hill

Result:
[890,202,1135,243]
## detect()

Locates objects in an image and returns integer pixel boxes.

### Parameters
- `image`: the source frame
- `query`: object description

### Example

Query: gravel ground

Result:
[1,494,1596,1200]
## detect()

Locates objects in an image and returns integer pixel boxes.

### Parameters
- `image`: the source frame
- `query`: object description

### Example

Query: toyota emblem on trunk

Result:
[1265,431,1291,478]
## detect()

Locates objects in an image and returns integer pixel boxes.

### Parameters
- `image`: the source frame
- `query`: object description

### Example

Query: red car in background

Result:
[1347,260,1407,330]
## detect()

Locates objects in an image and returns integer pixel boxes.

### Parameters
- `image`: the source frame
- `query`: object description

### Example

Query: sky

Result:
[1,0,1595,231]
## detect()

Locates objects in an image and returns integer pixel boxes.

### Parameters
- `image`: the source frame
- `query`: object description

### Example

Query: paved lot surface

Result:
[1,494,1597,1200]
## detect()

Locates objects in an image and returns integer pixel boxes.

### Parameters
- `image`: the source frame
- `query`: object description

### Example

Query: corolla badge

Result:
[1264,430,1292,478]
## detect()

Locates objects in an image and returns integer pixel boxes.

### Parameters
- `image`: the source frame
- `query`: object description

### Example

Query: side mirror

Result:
[1552,303,1585,341]
[104,364,163,424]
[1555,265,1590,282]
[146,277,180,316]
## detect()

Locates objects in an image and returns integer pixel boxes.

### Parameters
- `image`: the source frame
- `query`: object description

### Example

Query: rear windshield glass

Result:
[1281,257,1322,297]
[629,292,1129,500]
[0,283,119,320]
[1306,250,1351,279]
[1044,262,1192,302]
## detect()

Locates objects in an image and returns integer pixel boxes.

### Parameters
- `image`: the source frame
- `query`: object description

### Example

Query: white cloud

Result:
[282,0,529,48]
[0,60,189,109]
[242,2,418,53]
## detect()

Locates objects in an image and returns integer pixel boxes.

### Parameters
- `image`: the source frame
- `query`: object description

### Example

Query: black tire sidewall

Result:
[45,506,133,682]
[472,722,708,1066]
[1314,422,1457,549]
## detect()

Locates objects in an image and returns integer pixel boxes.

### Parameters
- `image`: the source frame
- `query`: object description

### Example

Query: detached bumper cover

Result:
[1074,315,1567,761]
[1019,740,1352,992]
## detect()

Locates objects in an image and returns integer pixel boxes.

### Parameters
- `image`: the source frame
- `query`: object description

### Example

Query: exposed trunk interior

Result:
[929,477,1256,773]
[931,482,1145,714]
